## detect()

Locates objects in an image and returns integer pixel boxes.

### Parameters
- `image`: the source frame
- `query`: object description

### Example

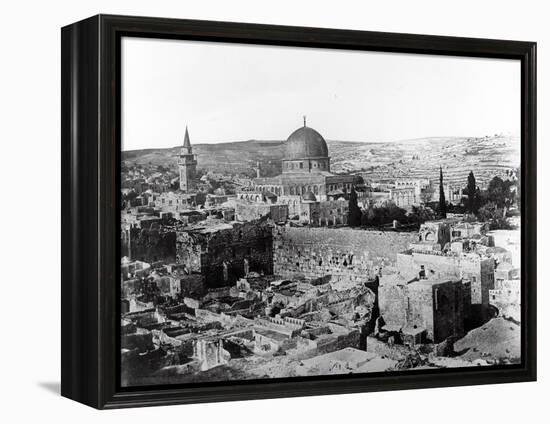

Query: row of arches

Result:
[254,184,324,196]
[391,190,417,207]
[237,193,263,202]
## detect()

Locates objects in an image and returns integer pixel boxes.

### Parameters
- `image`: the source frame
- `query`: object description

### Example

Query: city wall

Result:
[273,226,417,284]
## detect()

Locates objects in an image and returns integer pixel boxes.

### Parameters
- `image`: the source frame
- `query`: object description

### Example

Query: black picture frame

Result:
[61,14,537,409]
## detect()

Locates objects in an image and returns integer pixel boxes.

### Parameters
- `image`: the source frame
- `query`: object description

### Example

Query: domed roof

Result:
[302,191,317,202]
[285,125,328,160]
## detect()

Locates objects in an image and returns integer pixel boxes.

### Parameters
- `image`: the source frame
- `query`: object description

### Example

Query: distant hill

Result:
[123,139,286,177]
[122,134,520,187]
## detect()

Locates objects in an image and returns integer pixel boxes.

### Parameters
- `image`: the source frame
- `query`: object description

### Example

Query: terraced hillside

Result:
[123,134,519,187]
[330,135,520,188]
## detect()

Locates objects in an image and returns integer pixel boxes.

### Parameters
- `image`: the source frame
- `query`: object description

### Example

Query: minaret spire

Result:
[183,125,191,148]
[178,125,197,192]
[303,115,306,127]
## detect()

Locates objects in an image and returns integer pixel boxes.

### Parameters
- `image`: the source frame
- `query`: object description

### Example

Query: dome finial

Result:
[303,115,306,127]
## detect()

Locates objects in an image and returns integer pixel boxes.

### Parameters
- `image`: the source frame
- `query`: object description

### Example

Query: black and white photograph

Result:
[1,0,544,420]
[120,37,523,387]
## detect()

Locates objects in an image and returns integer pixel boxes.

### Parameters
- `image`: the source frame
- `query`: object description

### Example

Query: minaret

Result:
[178,126,197,192]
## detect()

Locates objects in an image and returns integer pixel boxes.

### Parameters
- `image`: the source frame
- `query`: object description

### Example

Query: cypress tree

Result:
[348,187,362,227]
[467,171,477,214]
[439,166,447,218]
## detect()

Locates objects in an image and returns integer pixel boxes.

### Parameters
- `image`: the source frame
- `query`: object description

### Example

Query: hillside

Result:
[122,134,520,187]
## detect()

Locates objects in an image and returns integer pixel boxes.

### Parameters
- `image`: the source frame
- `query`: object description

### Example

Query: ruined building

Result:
[121,220,177,264]
[176,220,273,288]
[193,338,230,371]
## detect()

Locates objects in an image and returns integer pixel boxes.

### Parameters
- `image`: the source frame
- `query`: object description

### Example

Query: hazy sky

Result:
[122,36,520,151]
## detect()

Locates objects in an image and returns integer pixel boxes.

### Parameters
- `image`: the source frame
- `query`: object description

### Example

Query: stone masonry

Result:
[176,220,273,288]
[273,226,417,284]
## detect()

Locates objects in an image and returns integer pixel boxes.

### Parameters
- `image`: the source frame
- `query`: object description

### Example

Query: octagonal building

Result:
[251,120,355,203]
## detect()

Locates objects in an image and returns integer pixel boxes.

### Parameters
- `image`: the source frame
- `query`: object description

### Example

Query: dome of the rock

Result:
[285,125,329,160]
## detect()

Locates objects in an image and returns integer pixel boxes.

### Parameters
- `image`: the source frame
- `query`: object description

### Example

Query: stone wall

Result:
[378,282,408,328]
[272,226,417,284]
[177,220,273,288]
[489,279,520,322]
[378,278,465,343]
[235,202,288,223]
[122,226,177,264]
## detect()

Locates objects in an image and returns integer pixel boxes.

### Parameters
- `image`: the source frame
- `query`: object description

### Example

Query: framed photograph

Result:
[61,14,536,409]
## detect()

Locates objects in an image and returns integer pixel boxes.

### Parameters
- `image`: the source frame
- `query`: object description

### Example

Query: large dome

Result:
[285,126,329,160]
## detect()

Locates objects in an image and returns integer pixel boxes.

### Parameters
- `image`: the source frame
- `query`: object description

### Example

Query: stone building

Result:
[450,222,489,242]
[394,178,430,197]
[489,262,520,321]
[149,127,199,212]
[236,190,277,204]
[193,338,230,371]
[378,274,465,343]
[252,119,355,202]
[489,278,520,322]
[396,249,494,307]
[235,202,288,223]
[487,229,521,268]
[176,220,273,288]
[388,186,418,208]
[151,273,181,297]
[121,257,151,281]
[121,221,177,264]
[429,183,464,205]
[155,191,197,211]
[409,220,455,252]
[296,195,349,226]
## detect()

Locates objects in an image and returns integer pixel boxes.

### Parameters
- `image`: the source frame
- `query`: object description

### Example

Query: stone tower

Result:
[178,126,197,192]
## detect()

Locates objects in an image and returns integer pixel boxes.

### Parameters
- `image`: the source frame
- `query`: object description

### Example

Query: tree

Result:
[123,190,138,202]
[348,187,362,227]
[361,206,376,226]
[352,174,365,186]
[477,202,512,230]
[466,171,478,214]
[485,176,514,209]
[360,204,406,227]
[407,205,436,225]
[439,166,447,218]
